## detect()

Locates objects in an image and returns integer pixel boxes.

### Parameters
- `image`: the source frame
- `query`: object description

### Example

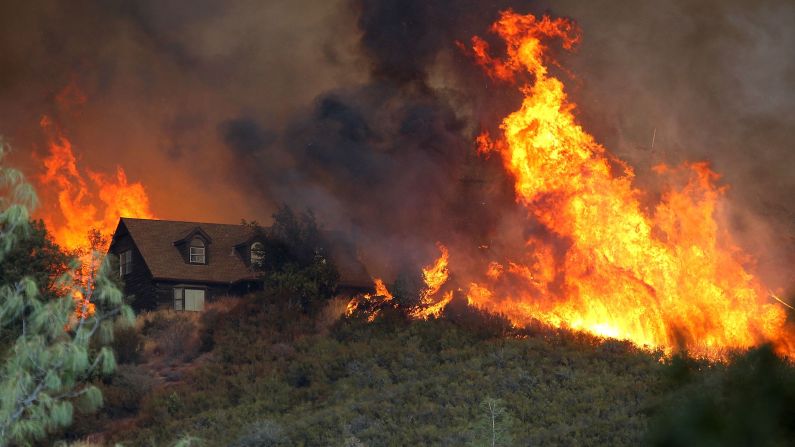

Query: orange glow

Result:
[36,116,156,318]
[374,278,393,301]
[72,291,96,320]
[462,10,793,358]
[420,243,449,303]
[414,291,454,320]
[347,244,453,320]
[412,243,452,319]
[37,116,156,253]
[345,278,394,322]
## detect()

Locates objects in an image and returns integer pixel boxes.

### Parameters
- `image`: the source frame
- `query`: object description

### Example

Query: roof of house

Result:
[110,217,372,288]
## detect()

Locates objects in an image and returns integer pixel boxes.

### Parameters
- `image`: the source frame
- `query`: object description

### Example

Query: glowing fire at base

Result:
[348,11,793,360]
[412,243,453,319]
[462,11,792,358]
[348,244,452,320]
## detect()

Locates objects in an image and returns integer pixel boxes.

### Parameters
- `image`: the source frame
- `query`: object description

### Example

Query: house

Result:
[108,217,372,311]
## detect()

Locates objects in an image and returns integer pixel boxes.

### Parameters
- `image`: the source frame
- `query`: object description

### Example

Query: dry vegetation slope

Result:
[61,294,795,447]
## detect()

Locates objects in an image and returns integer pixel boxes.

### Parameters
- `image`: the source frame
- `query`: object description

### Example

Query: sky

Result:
[0,0,792,285]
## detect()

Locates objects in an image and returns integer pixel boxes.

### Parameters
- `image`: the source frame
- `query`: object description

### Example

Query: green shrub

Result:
[648,345,795,446]
[112,324,145,364]
[230,420,290,447]
[252,205,341,314]
[442,298,514,340]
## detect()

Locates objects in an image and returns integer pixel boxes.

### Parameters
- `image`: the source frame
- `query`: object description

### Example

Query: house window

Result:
[119,250,133,276]
[174,287,183,311]
[189,238,206,264]
[250,242,264,266]
[173,287,205,312]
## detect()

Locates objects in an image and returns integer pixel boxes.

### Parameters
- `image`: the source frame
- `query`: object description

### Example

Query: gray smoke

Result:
[542,0,795,290]
[0,0,791,288]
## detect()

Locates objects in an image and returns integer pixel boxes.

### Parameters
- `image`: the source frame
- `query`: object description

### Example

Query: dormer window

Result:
[190,238,206,264]
[250,242,264,266]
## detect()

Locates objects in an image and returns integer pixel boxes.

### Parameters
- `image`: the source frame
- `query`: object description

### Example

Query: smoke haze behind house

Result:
[0,0,792,287]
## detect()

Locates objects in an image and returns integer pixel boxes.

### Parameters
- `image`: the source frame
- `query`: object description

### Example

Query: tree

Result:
[0,219,70,301]
[469,397,516,447]
[0,142,134,446]
[648,345,795,446]
[252,205,340,313]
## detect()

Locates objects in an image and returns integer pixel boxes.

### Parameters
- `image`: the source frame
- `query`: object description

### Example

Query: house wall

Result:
[153,280,234,310]
[110,233,159,310]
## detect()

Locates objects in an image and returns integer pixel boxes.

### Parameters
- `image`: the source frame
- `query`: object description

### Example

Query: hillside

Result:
[56,293,794,447]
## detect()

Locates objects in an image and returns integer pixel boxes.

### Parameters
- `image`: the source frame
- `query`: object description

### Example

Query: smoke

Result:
[538,0,795,290]
[0,0,364,223]
[0,0,791,286]
[219,0,535,274]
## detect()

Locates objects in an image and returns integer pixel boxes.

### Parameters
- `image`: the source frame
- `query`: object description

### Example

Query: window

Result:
[250,242,264,266]
[174,287,184,311]
[119,250,132,276]
[185,289,205,311]
[174,287,205,312]
[189,238,206,264]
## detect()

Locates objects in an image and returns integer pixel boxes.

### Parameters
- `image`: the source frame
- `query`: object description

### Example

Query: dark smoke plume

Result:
[0,0,791,286]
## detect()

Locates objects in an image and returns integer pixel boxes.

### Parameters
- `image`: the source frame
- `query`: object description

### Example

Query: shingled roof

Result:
[110,217,371,287]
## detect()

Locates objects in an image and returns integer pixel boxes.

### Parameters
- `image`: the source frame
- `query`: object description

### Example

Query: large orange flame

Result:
[464,11,792,358]
[36,116,156,317]
[37,116,156,253]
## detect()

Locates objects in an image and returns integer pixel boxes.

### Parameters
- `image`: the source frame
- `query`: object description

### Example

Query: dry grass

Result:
[203,295,241,313]
[137,310,201,363]
[316,295,353,334]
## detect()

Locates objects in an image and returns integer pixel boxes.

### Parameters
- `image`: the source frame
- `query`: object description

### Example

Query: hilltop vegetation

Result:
[56,292,794,447]
[1,194,792,446]
[78,295,665,446]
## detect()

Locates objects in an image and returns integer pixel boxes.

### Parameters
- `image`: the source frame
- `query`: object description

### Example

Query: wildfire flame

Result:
[420,243,450,302]
[374,278,393,301]
[348,244,452,320]
[462,10,792,358]
[346,278,394,322]
[36,115,156,317]
[412,243,452,319]
[38,116,156,253]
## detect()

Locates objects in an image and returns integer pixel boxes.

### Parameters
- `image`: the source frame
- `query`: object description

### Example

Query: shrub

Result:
[254,205,341,314]
[198,296,245,353]
[315,296,350,333]
[442,298,514,340]
[100,365,157,418]
[111,324,145,364]
[648,345,795,446]
[159,317,199,362]
[230,420,289,447]
[141,311,200,363]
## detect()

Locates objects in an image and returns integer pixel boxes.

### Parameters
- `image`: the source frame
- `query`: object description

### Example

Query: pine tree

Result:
[0,142,134,446]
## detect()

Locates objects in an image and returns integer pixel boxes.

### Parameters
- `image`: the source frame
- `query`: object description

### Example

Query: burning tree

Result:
[0,142,134,446]
[347,243,454,321]
[0,219,71,303]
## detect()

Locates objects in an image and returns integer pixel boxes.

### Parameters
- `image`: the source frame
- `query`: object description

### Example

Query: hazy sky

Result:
[1,0,792,284]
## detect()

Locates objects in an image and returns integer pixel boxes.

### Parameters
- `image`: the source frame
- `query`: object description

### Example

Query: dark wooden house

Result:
[108,217,371,311]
